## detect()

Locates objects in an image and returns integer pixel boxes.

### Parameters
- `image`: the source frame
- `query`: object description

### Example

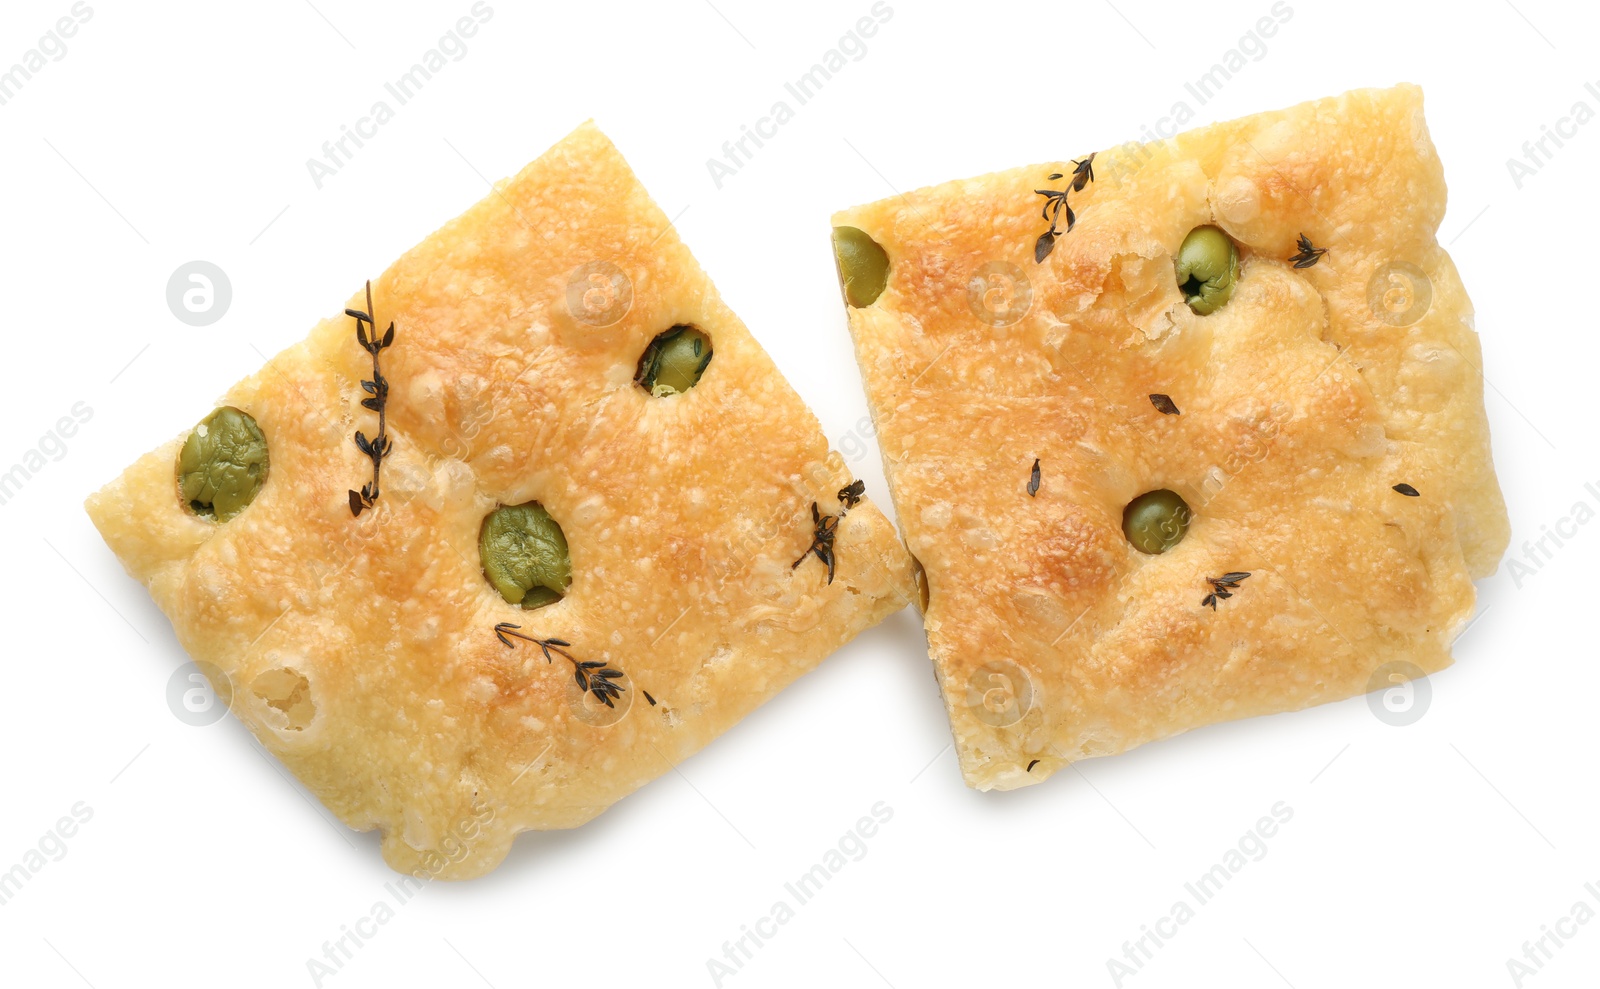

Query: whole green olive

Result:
[1175,226,1239,315]
[480,502,571,609]
[636,326,712,396]
[831,226,889,308]
[178,407,269,522]
[1122,489,1192,555]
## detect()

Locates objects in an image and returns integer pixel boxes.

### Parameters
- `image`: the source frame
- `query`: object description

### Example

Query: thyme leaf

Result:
[1149,393,1180,415]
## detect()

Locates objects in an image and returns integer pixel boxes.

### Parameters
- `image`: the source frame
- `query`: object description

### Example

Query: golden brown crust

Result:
[834,86,1502,789]
[87,122,915,878]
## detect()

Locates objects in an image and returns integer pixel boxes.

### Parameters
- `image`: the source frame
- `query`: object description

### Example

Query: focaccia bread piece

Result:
[87,122,915,878]
[832,86,1505,789]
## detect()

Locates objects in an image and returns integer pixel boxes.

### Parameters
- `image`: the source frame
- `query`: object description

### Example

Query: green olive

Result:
[480,502,571,609]
[636,326,712,396]
[1175,226,1239,315]
[178,407,269,522]
[1122,489,1191,555]
[831,226,889,308]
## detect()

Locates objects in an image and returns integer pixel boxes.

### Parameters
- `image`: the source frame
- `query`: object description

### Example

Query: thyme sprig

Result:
[494,623,624,707]
[793,481,865,585]
[346,280,395,517]
[1033,153,1095,263]
[1288,233,1328,269]
[1201,572,1251,610]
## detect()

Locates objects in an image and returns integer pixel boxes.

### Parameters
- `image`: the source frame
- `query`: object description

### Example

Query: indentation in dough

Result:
[252,667,316,731]
[1106,253,1178,340]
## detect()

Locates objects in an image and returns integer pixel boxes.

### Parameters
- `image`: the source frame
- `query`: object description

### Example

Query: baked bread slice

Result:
[87,122,915,878]
[831,85,1506,789]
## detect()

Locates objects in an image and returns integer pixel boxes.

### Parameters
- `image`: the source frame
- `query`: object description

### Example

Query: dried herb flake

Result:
[793,481,865,584]
[1201,571,1251,610]
[1149,393,1180,415]
[838,478,865,510]
[1289,233,1328,269]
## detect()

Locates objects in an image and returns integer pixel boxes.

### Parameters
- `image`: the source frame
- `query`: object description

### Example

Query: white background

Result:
[1,1,1596,986]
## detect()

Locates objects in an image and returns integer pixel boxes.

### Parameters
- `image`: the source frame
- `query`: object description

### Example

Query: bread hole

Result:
[252,667,316,731]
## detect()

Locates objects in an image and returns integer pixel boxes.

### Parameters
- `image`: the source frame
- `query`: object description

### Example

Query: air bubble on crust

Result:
[1215,175,1260,224]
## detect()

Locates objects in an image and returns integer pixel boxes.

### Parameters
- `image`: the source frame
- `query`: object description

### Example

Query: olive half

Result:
[636,326,712,396]
[178,407,269,522]
[480,502,572,609]
[832,226,889,308]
